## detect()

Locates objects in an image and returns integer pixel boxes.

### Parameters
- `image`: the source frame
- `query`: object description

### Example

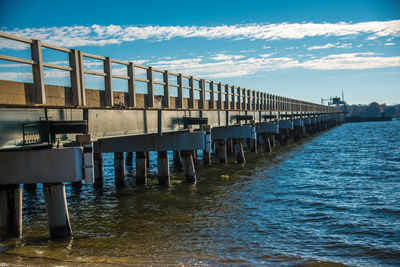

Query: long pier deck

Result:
[0,31,343,240]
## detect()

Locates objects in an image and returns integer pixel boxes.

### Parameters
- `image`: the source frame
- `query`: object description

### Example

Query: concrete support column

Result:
[301,126,307,138]
[23,183,37,193]
[173,150,181,168]
[43,183,71,239]
[279,129,288,145]
[270,134,276,148]
[126,152,133,166]
[146,151,150,168]
[263,135,272,152]
[293,126,302,142]
[250,138,257,153]
[136,152,147,185]
[0,185,22,240]
[216,139,227,163]
[226,139,234,155]
[114,152,125,186]
[233,139,246,163]
[181,150,196,183]
[157,151,170,185]
[203,149,211,164]
[93,153,104,187]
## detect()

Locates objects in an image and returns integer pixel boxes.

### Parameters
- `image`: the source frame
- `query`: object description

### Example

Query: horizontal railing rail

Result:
[0,31,340,113]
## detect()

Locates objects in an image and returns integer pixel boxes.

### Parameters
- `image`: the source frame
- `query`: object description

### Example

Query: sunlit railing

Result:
[0,31,339,113]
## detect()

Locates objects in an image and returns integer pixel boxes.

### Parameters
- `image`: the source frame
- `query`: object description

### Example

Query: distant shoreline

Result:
[345,116,394,123]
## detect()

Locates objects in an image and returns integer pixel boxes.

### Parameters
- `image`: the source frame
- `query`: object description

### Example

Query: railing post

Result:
[238,87,241,110]
[189,76,194,109]
[77,51,86,106]
[31,40,45,104]
[247,89,251,110]
[177,73,183,109]
[163,70,170,108]
[210,81,214,109]
[224,84,229,110]
[264,93,267,110]
[128,62,136,107]
[104,57,113,107]
[200,79,205,109]
[147,67,154,108]
[69,49,82,106]
[232,86,236,110]
[218,83,222,109]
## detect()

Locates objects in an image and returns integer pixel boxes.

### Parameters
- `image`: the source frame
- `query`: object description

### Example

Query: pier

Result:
[0,32,343,240]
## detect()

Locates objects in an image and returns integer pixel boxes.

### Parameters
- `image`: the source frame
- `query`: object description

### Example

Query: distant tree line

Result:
[347,103,400,118]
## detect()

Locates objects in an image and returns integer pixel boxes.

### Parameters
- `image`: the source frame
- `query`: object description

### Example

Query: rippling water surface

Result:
[1,121,400,266]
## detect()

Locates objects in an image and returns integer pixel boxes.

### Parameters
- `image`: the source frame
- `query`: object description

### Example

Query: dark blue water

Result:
[1,121,400,266]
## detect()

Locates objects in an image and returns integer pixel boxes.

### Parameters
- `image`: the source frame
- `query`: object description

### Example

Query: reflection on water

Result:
[1,121,400,266]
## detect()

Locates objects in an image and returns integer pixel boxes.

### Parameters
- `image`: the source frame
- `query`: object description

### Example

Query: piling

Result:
[173,150,181,168]
[114,152,125,186]
[157,151,170,185]
[126,152,133,166]
[293,126,302,142]
[233,139,246,163]
[136,152,147,185]
[203,149,211,164]
[216,139,227,163]
[0,185,22,240]
[263,135,272,152]
[279,129,288,145]
[181,150,196,183]
[93,153,104,187]
[43,183,71,239]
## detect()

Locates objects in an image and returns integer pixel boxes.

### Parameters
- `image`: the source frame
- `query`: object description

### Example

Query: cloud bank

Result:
[2,52,399,80]
[1,20,399,49]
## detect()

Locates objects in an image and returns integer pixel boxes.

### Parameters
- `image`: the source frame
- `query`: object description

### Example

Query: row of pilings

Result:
[0,117,343,241]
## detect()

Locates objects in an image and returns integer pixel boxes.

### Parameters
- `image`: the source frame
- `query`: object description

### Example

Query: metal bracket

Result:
[22,120,88,146]
[183,117,208,129]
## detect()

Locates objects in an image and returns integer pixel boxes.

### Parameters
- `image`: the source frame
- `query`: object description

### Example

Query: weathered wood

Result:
[104,57,113,107]
[189,76,195,109]
[31,40,45,104]
[177,73,183,109]
[0,185,22,240]
[43,183,71,239]
[200,79,205,109]
[77,51,86,106]
[163,70,170,108]
[128,62,136,107]
[147,67,154,107]
[69,49,82,106]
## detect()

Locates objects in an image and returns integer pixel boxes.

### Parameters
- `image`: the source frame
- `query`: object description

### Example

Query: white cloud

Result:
[1,20,399,49]
[300,52,400,70]
[384,42,396,46]
[307,43,336,50]
[307,42,352,50]
[2,52,400,81]
[212,53,245,61]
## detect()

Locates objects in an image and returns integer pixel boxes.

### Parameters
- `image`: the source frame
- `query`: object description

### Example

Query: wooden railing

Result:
[0,31,339,113]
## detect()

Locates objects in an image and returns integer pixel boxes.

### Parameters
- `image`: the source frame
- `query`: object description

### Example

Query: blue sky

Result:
[0,0,399,105]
